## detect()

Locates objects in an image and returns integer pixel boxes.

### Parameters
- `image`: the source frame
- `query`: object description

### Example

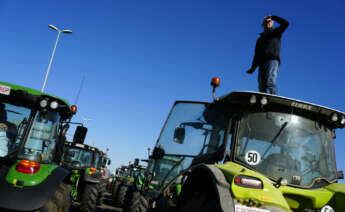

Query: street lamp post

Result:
[41,24,72,92]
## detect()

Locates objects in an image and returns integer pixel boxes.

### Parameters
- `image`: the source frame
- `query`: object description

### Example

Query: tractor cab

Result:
[0,82,77,166]
[63,142,101,172]
[224,91,343,188]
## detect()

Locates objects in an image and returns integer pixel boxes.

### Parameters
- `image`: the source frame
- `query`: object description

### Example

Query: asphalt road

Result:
[96,192,122,212]
[71,192,122,212]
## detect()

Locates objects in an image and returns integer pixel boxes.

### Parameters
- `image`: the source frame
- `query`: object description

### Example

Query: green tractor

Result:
[134,164,148,190]
[96,151,112,206]
[123,77,345,212]
[111,165,127,199]
[0,81,85,211]
[62,139,104,212]
[129,159,148,192]
[113,158,143,207]
[107,169,118,191]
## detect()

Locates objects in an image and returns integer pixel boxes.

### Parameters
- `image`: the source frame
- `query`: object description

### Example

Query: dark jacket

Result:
[251,16,289,68]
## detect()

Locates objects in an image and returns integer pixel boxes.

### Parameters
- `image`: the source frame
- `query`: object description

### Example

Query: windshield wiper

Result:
[309,177,332,188]
[262,121,289,158]
[6,109,22,115]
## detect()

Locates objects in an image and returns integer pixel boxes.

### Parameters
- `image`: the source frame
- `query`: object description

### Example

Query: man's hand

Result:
[264,15,272,21]
[246,67,255,74]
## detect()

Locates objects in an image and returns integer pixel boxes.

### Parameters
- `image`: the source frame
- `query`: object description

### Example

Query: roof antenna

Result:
[74,75,85,105]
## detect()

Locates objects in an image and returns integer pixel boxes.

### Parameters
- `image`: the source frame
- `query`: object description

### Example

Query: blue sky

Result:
[1,0,345,181]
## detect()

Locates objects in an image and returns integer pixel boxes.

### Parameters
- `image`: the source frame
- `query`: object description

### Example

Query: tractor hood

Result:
[217,162,345,211]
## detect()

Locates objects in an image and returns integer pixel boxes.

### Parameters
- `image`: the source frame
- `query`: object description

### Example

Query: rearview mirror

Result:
[173,127,185,144]
[73,126,88,144]
[134,158,139,166]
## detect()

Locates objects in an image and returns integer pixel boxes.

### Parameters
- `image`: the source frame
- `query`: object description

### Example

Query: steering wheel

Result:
[71,160,82,167]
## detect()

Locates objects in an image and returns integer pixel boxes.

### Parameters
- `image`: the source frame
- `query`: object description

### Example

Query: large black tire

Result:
[123,186,149,212]
[177,191,221,212]
[114,184,129,207]
[35,183,71,212]
[79,183,99,212]
[97,180,106,206]
[106,179,113,191]
[111,181,121,202]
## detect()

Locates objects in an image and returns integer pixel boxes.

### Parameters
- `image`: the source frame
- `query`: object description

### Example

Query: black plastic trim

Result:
[0,166,69,211]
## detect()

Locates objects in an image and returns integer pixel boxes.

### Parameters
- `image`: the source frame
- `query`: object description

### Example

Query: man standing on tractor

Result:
[246,15,289,95]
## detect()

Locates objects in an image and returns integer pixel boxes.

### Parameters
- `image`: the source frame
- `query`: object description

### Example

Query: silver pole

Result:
[41,30,61,92]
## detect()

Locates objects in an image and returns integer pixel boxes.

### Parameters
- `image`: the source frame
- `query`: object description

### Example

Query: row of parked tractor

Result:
[1,77,345,212]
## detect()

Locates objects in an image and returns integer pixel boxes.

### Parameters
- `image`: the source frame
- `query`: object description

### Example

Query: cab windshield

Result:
[148,156,187,191]
[18,110,60,163]
[65,147,93,168]
[124,167,133,178]
[0,102,31,157]
[94,152,100,168]
[235,112,337,187]
[133,168,145,178]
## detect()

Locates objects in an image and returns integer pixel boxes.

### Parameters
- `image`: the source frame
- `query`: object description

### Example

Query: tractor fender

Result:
[0,166,69,211]
[83,172,101,184]
[178,164,235,212]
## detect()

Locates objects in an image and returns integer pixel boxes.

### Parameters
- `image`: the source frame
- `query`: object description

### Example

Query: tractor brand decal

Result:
[235,204,270,212]
[75,143,85,148]
[291,102,312,111]
[321,205,334,212]
[245,150,261,166]
[0,85,10,95]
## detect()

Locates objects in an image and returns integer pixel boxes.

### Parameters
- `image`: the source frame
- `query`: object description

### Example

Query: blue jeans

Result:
[258,59,279,95]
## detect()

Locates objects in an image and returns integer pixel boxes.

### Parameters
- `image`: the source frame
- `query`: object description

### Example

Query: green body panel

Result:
[69,171,81,199]
[85,167,91,174]
[324,183,345,211]
[217,162,290,211]
[66,167,98,200]
[176,183,182,196]
[138,175,143,186]
[0,81,69,106]
[217,162,345,211]
[5,161,57,188]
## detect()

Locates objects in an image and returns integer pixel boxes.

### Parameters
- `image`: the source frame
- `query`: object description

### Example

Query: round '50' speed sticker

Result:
[245,150,261,166]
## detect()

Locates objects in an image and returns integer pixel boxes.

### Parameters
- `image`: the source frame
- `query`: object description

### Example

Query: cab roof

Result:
[215,91,345,129]
[0,81,73,117]
[0,81,70,106]
[65,141,101,153]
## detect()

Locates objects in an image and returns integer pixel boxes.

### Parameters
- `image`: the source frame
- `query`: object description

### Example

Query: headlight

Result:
[260,97,268,106]
[40,99,48,108]
[331,113,338,122]
[340,116,345,125]
[50,101,59,109]
[249,95,257,104]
